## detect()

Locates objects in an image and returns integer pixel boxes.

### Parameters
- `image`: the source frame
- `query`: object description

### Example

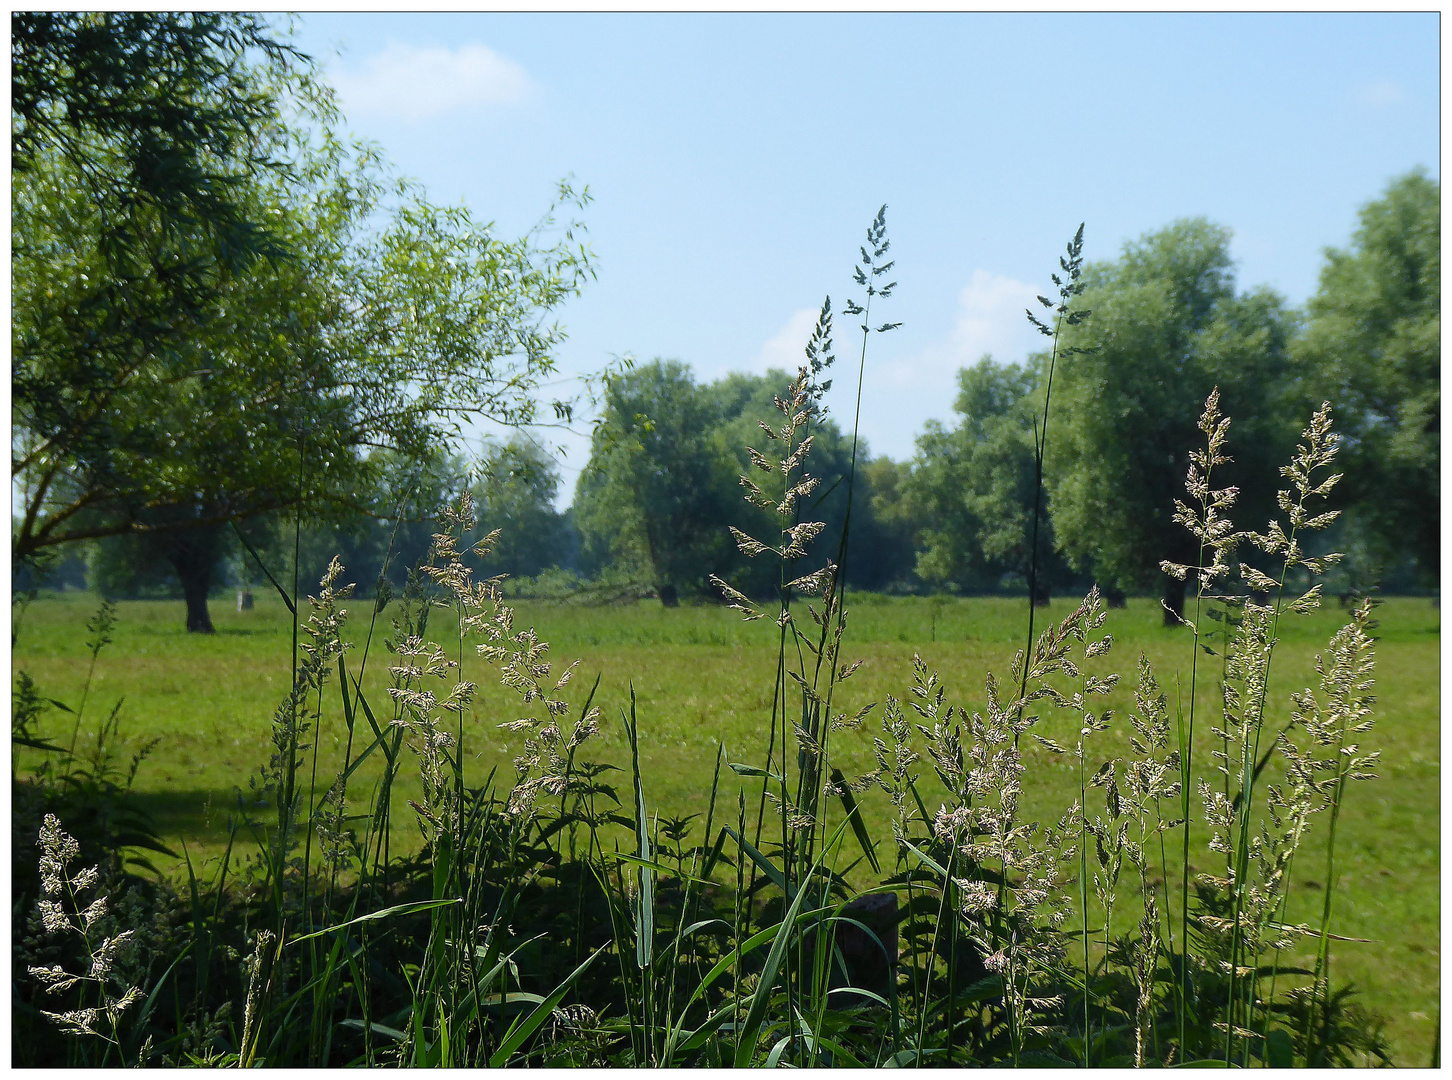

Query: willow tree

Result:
[1295,170,1440,585]
[13,13,594,630]
[1045,219,1299,622]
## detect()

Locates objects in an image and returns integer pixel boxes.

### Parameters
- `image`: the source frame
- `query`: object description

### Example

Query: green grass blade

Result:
[340,1018,407,1043]
[733,815,858,1066]
[623,685,654,971]
[487,943,607,1067]
[701,825,732,882]
[728,761,786,784]
[725,826,787,893]
[610,851,715,887]
[830,767,880,873]
[900,836,950,877]
[286,898,460,947]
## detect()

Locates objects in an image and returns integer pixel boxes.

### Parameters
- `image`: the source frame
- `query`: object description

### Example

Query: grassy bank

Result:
[12,588,1439,1061]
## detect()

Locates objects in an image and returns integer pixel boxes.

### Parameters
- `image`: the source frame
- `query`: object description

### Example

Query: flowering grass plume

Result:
[27,815,144,1061]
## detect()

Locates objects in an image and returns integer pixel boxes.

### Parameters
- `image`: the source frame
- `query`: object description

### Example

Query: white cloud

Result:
[1353,79,1405,108]
[744,275,1043,461]
[329,42,534,122]
[946,269,1045,366]
[827,270,1045,461]
[749,308,821,374]
[885,270,1042,389]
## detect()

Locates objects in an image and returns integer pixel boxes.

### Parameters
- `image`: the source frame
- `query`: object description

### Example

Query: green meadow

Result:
[12,589,1439,1061]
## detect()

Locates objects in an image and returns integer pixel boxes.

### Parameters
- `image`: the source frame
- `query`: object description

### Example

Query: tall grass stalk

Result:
[709,206,897,1063]
[1016,224,1092,1060]
[1020,223,1088,686]
[801,207,896,981]
[62,598,115,761]
[1158,389,1239,1050]
[1223,403,1343,1064]
[1297,597,1378,1060]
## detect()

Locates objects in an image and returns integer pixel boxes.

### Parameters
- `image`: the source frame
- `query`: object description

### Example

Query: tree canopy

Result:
[905,356,1074,595]
[573,360,903,601]
[573,361,739,601]
[1044,219,1300,618]
[12,13,594,628]
[1295,170,1439,583]
[469,438,577,582]
[13,13,298,559]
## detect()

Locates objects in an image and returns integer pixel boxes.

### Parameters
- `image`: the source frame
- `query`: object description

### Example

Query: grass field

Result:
[12,588,1439,1062]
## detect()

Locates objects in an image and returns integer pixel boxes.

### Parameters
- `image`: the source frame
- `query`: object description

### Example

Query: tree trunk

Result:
[167,539,216,633]
[1100,584,1128,609]
[1162,574,1187,627]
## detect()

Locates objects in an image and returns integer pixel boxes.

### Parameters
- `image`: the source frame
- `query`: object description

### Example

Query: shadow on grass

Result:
[127,626,278,641]
[128,788,253,848]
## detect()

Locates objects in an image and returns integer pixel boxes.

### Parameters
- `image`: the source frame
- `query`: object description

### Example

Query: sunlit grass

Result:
[13,588,1438,1061]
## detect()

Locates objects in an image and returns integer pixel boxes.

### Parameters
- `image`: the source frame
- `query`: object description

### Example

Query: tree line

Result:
[293,175,1448,617]
[568,176,1436,620]
[12,15,1438,629]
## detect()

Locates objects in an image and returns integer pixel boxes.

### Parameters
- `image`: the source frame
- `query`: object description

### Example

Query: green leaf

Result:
[724,826,787,893]
[286,898,461,947]
[487,943,606,1067]
[340,1018,407,1042]
[830,767,879,874]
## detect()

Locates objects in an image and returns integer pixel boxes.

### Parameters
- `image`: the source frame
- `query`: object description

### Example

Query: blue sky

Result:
[289,12,1440,504]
